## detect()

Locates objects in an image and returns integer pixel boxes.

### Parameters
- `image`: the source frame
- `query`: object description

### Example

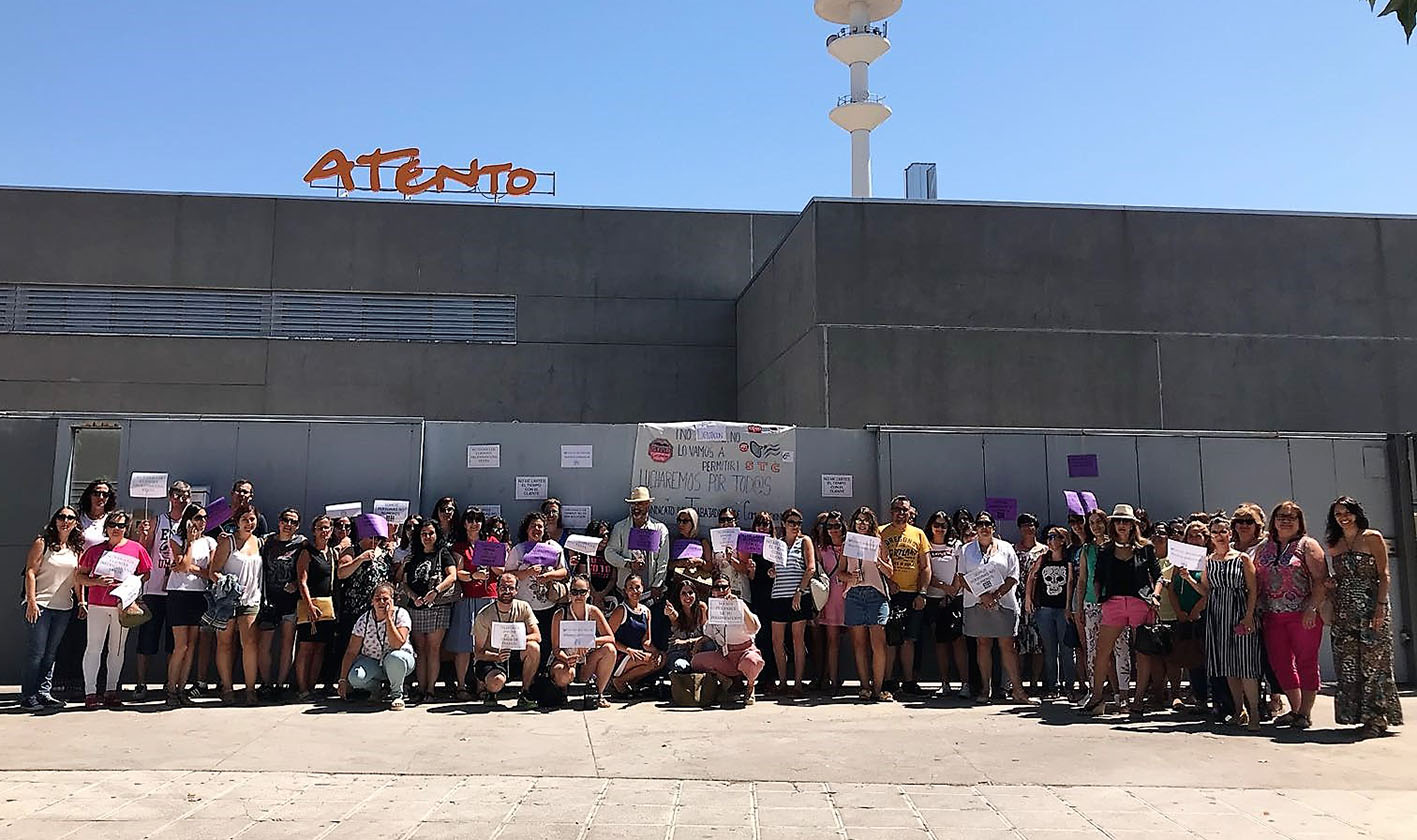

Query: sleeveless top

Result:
[31,545,79,611]
[614,603,650,649]
[144,511,177,597]
[223,533,264,608]
[771,537,808,600]
[1253,537,1315,615]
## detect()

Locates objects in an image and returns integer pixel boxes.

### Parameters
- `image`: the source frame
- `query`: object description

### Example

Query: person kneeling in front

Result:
[337,582,415,711]
[691,574,766,706]
[473,572,543,710]
[549,575,617,709]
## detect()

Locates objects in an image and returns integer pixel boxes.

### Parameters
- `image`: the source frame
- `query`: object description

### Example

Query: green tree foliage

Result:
[1367,0,1417,41]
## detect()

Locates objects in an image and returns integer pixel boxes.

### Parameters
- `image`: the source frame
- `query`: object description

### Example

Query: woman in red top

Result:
[74,510,153,708]
[448,506,499,700]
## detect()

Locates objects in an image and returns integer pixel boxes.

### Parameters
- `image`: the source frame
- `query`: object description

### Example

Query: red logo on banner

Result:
[648,438,673,463]
[747,425,763,434]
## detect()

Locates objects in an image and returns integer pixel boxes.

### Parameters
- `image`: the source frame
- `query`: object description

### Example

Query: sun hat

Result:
[625,486,654,504]
[1108,503,1139,522]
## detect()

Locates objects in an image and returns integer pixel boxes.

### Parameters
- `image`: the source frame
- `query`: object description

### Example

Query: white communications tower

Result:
[817,0,900,197]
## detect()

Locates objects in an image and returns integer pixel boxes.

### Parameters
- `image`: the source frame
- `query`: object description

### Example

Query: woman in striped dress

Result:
[1201,516,1262,731]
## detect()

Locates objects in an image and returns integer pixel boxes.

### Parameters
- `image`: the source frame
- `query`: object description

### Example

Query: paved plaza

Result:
[0,690,1411,839]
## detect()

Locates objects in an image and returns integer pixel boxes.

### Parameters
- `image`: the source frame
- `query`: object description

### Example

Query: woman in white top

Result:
[959,511,1035,705]
[923,510,971,700]
[164,503,216,707]
[692,574,766,705]
[506,512,569,674]
[20,506,84,711]
[209,504,264,705]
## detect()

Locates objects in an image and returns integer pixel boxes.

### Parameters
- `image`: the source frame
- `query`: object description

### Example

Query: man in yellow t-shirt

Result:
[880,495,932,695]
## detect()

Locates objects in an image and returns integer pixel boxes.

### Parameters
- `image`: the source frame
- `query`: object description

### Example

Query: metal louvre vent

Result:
[0,285,516,344]
[272,291,516,343]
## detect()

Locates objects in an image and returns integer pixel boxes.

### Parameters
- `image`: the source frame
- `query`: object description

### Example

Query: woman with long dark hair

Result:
[432,497,459,542]
[1254,501,1328,730]
[294,514,338,700]
[256,508,306,700]
[811,510,848,693]
[209,504,265,705]
[448,506,495,700]
[19,506,84,711]
[1325,496,1403,736]
[403,519,459,702]
[75,509,153,708]
[769,507,816,698]
[843,506,893,702]
[165,503,216,707]
[1076,506,1132,710]
[506,511,568,673]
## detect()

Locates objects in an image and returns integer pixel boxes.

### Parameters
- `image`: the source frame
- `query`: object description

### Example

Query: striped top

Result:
[1204,551,1262,679]
[771,536,808,600]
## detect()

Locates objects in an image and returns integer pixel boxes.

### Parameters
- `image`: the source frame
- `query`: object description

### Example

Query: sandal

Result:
[1358,723,1387,738]
[1289,714,1311,730]
[1273,712,1298,727]
[874,690,894,702]
[858,687,874,701]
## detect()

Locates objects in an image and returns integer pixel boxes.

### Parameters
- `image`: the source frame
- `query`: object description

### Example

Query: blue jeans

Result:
[1035,607,1075,692]
[347,651,416,700]
[22,607,74,701]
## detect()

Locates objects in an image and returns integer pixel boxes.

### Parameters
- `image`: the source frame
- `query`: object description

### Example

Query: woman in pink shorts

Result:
[692,574,765,705]
[1081,504,1162,718]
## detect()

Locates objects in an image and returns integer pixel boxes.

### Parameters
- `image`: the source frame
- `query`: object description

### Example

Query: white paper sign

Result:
[564,533,602,556]
[821,474,854,498]
[1167,539,1208,572]
[560,445,593,469]
[707,597,740,625]
[694,422,727,442]
[843,532,880,561]
[467,444,501,469]
[709,527,741,554]
[325,502,362,518]
[92,550,140,581]
[478,504,502,519]
[189,485,210,507]
[558,620,597,650]
[964,564,1005,595]
[111,575,143,608]
[373,500,411,524]
[491,621,527,651]
[128,472,169,500]
[763,537,789,566]
[561,505,592,529]
[515,476,549,501]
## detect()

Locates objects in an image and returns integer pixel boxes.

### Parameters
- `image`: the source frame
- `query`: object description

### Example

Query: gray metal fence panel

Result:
[1199,437,1293,515]
[793,427,879,521]
[982,434,1052,543]
[1137,436,1204,518]
[1042,434,1142,518]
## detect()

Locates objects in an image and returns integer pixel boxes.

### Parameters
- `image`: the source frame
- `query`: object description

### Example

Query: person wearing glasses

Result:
[432,496,459,543]
[880,495,931,696]
[694,573,765,705]
[667,508,713,595]
[567,520,618,611]
[74,509,153,708]
[842,506,894,702]
[1231,502,1284,720]
[1026,526,1075,700]
[712,507,753,604]
[811,510,848,693]
[255,508,307,700]
[76,479,117,550]
[403,519,459,702]
[959,511,1034,705]
[473,572,544,709]
[923,510,971,700]
[221,480,270,537]
[132,480,190,702]
[1201,516,1263,731]
[541,498,566,546]
[164,503,216,707]
[19,507,84,711]
[1079,505,1161,718]
[448,506,496,700]
[769,508,817,698]
[1252,501,1328,730]
[549,574,616,709]
[605,486,671,604]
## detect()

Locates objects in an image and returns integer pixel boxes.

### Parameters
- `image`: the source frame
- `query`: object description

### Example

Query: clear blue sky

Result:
[3,1,1413,214]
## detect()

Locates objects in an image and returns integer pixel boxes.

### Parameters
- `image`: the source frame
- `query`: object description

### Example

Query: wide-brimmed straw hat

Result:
[625,486,654,504]
[1108,503,1139,522]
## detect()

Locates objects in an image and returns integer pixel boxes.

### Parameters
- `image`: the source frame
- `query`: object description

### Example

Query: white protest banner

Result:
[111,576,143,609]
[821,474,853,498]
[694,422,727,442]
[560,445,593,469]
[92,550,140,581]
[558,620,597,650]
[1167,539,1207,572]
[467,444,500,469]
[564,533,602,556]
[632,421,796,525]
[515,476,548,501]
[128,472,169,500]
[707,597,740,625]
[709,526,741,554]
[325,502,362,518]
[843,532,880,561]
[561,505,592,529]
[373,500,411,524]
[491,622,527,651]
[763,537,789,566]
[964,564,1005,595]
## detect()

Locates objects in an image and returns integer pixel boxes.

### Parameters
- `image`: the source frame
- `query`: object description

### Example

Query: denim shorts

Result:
[844,586,889,627]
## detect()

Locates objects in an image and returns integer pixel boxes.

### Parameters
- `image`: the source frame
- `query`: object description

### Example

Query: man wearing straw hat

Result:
[605,486,671,603]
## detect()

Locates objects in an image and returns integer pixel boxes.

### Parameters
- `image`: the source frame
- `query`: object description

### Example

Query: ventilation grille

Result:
[0,285,516,344]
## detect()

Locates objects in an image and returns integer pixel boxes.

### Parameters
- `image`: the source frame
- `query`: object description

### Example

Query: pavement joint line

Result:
[662,779,682,840]
[487,773,538,840]
[897,784,939,840]
[820,780,848,840]
[1274,788,1367,836]
[311,774,399,840]
[748,781,761,840]
[142,771,249,838]
[574,778,611,840]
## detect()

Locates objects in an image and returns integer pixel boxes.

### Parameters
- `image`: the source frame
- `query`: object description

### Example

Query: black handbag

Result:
[1134,621,1173,656]
[1063,619,1081,649]
[884,602,909,646]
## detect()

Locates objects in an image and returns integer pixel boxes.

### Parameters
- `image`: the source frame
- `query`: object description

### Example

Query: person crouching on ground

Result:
[337,582,414,711]
[473,572,543,710]
[549,575,616,709]
[692,574,765,705]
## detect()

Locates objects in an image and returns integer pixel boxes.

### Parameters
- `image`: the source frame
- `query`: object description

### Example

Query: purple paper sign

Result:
[1080,491,1100,513]
[523,541,561,566]
[1063,491,1085,516]
[1067,454,1099,478]
[204,497,232,533]
[472,539,507,568]
[672,539,704,560]
[736,531,766,554]
[984,497,1018,522]
[354,513,389,540]
[628,527,662,554]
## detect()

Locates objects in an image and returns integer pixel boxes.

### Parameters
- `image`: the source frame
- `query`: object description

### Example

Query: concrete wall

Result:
[0,188,795,423]
[739,199,1417,432]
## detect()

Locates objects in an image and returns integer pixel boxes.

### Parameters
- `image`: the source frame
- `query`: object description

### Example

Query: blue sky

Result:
[3,1,1413,214]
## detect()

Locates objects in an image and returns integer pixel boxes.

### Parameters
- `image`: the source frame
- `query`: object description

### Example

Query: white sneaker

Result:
[390,697,405,711]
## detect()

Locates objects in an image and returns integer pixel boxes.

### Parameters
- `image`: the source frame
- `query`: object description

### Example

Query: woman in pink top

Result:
[692,573,765,706]
[810,511,847,693]
[1253,500,1329,729]
[74,510,153,708]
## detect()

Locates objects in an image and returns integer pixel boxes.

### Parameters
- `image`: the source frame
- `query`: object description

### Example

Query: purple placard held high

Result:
[1063,491,1085,516]
[628,527,662,554]
[523,541,561,566]
[1080,491,1100,513]
[984,497,1018,522]
[472,539,507,568]
[672,539,704,560]
[203,496,232,533]
[736,531,766,555]
[1067,454,1099,478]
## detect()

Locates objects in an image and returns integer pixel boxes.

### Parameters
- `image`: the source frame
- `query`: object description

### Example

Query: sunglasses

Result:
[975,521,995,529]
[571,588,591,596]
[193,513,208,520]
[711,584,731,592]
[106,521,129,530]
[826,523,844,530]
[677,517,694,524]
[92,490,111,497]
[1233,518,1256,526]
[280,517,300,525]
[784,518,803,526]
[56,514,78,522]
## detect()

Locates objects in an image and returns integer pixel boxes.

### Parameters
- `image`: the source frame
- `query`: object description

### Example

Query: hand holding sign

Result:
[491,621,527,651]
[1167,539,1207,572]
[762,537,788,566]
[558,620,597,650]
[628,527,662,554]
[736,531,765,555]
[964,564,1004,597]
[843,532,880,561]
[564,533,602,556]
[473,540,508,568]
[707,597,740,625]
[710,527,740,554]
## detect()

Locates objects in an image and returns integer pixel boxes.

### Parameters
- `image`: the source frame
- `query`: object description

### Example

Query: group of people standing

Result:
[16,477,1405,736]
